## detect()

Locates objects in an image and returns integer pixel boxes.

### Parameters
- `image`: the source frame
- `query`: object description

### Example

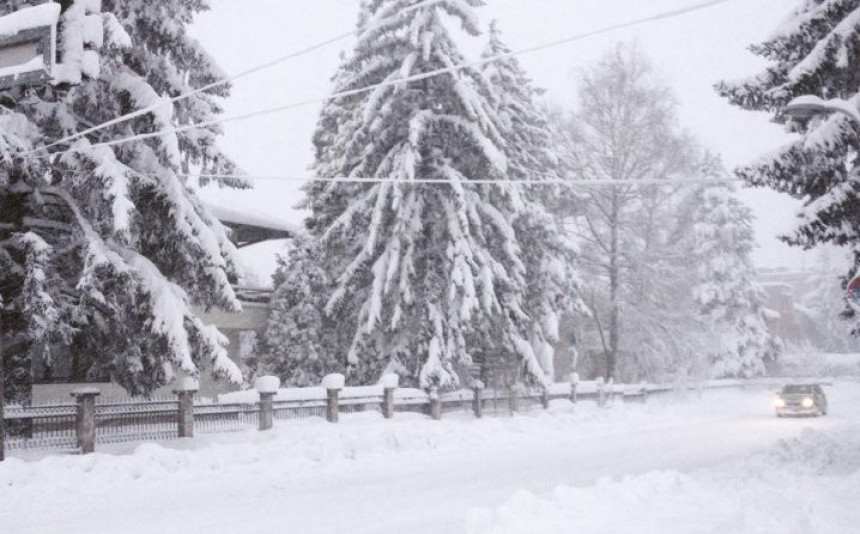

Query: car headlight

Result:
[774,397,786,408]
[801,397,814,408]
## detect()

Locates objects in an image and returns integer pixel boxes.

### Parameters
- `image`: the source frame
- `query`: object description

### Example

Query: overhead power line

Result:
[26,0,738,161]
[181,173,742,187]
[21,0,447,157]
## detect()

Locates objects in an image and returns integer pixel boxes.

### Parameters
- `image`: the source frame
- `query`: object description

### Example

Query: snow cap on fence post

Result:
[255,376,280,431]
[470,379,484,419]
[173,378,197,438]
[175,377,200,392]
[381,373,399,389]
[381,374,398,420]
[254,376,281,395]
[322,373,345,390]
[322,373,344,423]
[71,387,100,454]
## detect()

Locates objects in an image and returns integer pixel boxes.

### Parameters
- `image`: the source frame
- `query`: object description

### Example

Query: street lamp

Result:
[783,95,860,126]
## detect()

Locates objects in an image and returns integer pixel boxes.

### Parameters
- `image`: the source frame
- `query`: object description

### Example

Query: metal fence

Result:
[272,400,328,421]
[1,378,780,458]
[194,402,259,434]
[95,399,179,445]
[3,402,77,452]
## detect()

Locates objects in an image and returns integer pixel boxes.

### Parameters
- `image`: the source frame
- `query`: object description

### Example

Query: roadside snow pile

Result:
[2,384,859,534]
[778,350,860,377]
[768,427,849,474]
[466,427,860,534]
[0,391,718,485]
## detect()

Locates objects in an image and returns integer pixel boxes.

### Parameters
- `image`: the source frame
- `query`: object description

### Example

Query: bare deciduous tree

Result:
[556,44,707,381]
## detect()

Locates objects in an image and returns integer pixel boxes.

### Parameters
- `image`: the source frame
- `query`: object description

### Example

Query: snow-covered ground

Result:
[2,382,859,533]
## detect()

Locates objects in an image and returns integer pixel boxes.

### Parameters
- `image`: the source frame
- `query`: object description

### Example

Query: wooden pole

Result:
[0,343,5,462]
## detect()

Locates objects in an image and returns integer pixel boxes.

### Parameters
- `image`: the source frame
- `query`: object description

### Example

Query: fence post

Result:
[596,377,606,408]
[540,389,550,410]
[322,373,344,423]
[508,384,518,413]
[640,381,649,404]
[174,377,198,438]
[381,373,399,420]
[471,380,484,419]
[570,373,579,404]
[429,387,441,420]
[0,349,4,462]
[71,387,100,454]
[255,376,280,431]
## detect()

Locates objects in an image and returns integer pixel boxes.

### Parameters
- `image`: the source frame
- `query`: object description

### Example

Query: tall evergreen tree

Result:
[0,0,244,400]
[258,236,346,386]
[717,0,860,329]
[266,0,576,390]
[692,184,780,377]
[479,21,580,383]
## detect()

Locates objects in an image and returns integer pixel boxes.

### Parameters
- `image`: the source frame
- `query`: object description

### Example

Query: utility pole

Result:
[1,339,5,462]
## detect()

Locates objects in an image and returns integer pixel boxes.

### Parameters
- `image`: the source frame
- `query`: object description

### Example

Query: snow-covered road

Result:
[2,382,859,533]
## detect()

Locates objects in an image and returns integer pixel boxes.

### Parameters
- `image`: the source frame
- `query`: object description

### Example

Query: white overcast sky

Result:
[188,0,841,282]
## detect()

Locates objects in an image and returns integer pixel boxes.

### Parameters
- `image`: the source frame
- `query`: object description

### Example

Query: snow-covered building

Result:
[31,206,297,401]
[756,268,838,347]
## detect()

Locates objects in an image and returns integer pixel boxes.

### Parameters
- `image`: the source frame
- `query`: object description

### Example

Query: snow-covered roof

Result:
[761,307,781,320]
[208,204,300,235]
[0,3,60,38]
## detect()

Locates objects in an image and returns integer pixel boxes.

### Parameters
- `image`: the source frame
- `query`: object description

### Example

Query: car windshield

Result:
[783,385,815,395]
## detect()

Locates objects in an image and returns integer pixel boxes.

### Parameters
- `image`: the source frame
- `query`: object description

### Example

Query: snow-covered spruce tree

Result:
[257,236,348,386]
[692,184,780,378]
[716,0,860,330]
[0,0,243,400]
[479,21,580,384]
[272,0,573,390]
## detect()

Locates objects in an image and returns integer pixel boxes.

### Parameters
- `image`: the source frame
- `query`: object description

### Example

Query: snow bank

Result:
[219,384,389,404]
[466,427,860,534]
[547,383,570,396]
[2,384,859,534]
[219,386,327,403]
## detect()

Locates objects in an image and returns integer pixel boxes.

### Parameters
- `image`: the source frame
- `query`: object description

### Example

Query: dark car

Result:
[774,384,828,417]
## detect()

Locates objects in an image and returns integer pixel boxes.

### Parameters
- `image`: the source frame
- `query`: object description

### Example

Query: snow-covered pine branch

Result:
[717,0,860,330]
[1,0,245,399]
